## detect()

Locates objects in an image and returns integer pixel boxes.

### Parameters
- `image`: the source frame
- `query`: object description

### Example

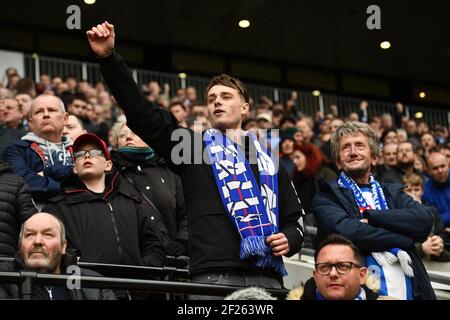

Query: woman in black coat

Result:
[110,123,188,257]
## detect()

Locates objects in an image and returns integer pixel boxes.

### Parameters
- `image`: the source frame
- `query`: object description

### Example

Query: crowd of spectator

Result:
[0,53,448,300]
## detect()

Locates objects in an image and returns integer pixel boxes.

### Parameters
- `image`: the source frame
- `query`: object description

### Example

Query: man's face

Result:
[73,142,112,180]
[296,120,313,142]
[313,244,366,300]
[421,133,436,150]
[369,118,381,131]
[207,85,249,131]
[63,115,86,141]
[20,214,67,274]
[428,153,449,183]
[383,144,397,167]
[397,142,415,167]
[330,119,344,134]
[281,139,294,155]
[170,104,187,123]
[406,121,417,135]
[117,125,148,148]
[186,87,197,101]
[68,99,87,117]
[2,98,22,127]
[338,134,376,178]
[66,78,77,91]
[15,94,32,116]
[381,115,393,129]
[383,131,398,145]
[29,96,67,138]
[84,103,95,121]
[320,119,331,134]
[40,75,50,87]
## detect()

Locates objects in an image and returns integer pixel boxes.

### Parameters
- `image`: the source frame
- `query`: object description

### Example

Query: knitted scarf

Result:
[338,171,414,299]
[203,129,287,276]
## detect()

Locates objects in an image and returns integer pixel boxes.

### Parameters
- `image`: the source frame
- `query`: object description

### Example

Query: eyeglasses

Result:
[315,262,362,275]
[74,149,104,160]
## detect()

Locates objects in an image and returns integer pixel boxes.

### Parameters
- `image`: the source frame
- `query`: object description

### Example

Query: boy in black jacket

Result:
[43,133,165,268]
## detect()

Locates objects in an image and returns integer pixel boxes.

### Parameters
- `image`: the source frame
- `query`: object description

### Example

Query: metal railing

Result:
[23,54,449,127]
[0,252,447,300]
[0,270,289,300]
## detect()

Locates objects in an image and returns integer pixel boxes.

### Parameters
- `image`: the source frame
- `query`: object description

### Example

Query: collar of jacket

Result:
[318,175,404,213]
[110,149,166,169]
[50,169,140,204]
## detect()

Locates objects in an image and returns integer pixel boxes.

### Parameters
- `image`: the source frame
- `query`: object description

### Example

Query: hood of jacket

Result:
[21,132,73,166]
[317,175,405,214]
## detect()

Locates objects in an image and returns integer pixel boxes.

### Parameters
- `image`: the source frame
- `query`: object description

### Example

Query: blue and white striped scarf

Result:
[338,171,414,300]
[204,129,287,276]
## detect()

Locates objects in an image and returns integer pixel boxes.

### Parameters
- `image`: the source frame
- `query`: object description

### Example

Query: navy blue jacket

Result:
[312,178,436,300]
[3,140,73,202]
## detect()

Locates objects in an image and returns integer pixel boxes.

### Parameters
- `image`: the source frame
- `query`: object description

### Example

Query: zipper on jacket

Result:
[107,202,123,260]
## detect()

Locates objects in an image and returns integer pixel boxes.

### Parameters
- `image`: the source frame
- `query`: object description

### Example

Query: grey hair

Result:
[30,94,66,115]
[224,287,277,300]
[18,213,66,248]
[330,121,381,162]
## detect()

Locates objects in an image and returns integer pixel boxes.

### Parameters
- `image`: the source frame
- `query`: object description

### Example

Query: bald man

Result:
[3,95,73,205]
[423,152,450,245]
[0,213,115,300]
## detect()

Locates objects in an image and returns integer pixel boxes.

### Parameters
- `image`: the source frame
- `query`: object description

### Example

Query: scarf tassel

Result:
[240,236,271,259]
[240,236,288,276]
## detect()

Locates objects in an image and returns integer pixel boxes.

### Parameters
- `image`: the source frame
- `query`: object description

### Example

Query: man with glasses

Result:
[288,234,390,300]
[42,133,165,271]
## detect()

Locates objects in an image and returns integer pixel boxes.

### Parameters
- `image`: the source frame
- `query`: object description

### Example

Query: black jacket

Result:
[0,159,37,256]
[111,150,188,256]
[0,124,25,158]
[312,178,436,299]
[99,52,304,277]
[42,170,165,267]
[0,253,116,300]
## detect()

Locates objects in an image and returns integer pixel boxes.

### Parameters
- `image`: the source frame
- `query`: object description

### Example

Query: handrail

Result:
[0,271,289,299]
[0,256,189,280]
[76,261,189,280]
[428,272,450,287]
